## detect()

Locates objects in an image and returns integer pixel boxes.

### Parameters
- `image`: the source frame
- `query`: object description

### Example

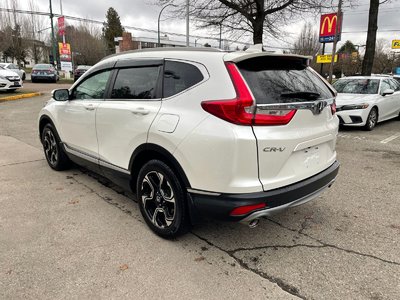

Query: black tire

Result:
[41,123,71,171]
[364,107,378,131]
[137,159,190,238]
[31,79,36,83]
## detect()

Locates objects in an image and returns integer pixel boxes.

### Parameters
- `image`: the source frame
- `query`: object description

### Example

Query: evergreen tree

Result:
[103,7,124,54]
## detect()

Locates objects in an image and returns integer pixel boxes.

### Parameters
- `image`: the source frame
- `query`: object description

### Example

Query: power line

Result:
[0,7,252,46]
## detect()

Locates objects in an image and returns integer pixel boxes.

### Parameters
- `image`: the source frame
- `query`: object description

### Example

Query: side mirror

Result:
[52,89,70,101]
[382,89,394,96]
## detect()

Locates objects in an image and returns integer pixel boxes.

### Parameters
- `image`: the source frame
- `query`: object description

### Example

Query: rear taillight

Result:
[331,101,336,115]
[201,62,296,126]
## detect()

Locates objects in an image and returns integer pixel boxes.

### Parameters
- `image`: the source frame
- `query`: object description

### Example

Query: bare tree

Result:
[292,22,320,56]
[372,39,394,74]
[59,23,106,66]
[159,0,339,45]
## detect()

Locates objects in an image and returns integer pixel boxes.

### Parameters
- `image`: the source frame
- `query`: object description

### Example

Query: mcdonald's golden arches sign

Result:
[319,13,342,43]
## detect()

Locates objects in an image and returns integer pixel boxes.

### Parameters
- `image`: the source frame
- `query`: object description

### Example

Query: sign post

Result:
[328,0,343,83]
[318,8,343,81]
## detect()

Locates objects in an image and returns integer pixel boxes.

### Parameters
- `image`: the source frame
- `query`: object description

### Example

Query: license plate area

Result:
[303,146,321,169]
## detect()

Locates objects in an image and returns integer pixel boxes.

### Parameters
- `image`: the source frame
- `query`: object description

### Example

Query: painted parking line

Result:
[380,134,400,144]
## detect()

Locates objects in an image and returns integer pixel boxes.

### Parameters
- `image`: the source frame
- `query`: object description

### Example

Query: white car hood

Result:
[336,93,378,107]
[0,69,20,78]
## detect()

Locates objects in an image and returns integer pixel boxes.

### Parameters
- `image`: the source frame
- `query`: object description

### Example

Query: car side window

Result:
[111,66,161,99]
[163,61,204,98]
[72,70,111,100]
[389,79,400,91]
[380,80,391,94]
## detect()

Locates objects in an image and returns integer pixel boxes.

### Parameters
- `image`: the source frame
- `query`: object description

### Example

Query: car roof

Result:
[101,47,310,64]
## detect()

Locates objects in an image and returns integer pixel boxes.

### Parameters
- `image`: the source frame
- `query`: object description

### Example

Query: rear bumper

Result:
[188,161,339,222]
[32,74,56,81]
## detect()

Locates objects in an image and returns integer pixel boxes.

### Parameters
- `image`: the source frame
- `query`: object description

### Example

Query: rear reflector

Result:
[201,62,296,126]
[230,203,266,216]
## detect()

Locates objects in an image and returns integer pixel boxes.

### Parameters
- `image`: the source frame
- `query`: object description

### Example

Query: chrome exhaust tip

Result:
[248,218,260,228]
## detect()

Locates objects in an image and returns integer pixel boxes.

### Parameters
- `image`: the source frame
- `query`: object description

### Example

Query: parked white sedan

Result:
[333,76,400,130]
[0,65,23,91]
[0,63,26,80]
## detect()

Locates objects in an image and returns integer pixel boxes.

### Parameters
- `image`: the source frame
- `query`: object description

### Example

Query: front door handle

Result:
[131,107,150,115]
[84,104,95,111]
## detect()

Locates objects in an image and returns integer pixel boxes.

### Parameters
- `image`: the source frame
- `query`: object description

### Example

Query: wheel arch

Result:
[39,115,57,141]
[129,143,191,193]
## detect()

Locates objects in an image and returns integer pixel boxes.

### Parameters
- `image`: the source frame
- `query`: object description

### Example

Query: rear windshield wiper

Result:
[280,92,321,100]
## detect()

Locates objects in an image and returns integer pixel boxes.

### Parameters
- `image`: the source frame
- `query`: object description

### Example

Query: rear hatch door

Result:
[235,55,338,191]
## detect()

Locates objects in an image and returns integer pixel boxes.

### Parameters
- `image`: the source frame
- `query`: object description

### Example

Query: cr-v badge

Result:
[263,147,286,152]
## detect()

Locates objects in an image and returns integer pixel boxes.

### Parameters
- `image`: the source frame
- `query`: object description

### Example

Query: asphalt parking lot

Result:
[1,86,399,299]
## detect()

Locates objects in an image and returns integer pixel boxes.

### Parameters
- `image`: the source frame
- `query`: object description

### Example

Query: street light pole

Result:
[158,4,174,47]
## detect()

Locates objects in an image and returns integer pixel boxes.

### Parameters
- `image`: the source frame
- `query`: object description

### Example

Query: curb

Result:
[0,92,42,102]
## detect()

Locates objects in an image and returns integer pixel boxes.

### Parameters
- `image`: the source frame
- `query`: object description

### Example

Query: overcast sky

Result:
[3,0,400,51]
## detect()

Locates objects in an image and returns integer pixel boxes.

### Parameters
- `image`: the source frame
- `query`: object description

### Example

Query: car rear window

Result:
[34,64,52,70]
[237,56,333,104]
[333,79,379,94]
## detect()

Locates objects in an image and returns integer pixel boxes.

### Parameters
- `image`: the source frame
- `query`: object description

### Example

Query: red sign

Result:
[58,16,65,36]
[319,13,341,43]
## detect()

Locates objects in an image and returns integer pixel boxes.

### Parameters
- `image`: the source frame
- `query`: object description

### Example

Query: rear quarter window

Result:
[163,61,204,98]
[237,56,333,104]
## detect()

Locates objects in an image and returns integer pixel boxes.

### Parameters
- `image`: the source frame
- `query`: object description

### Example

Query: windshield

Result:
[237,56,333,104]
[333,79,379,94]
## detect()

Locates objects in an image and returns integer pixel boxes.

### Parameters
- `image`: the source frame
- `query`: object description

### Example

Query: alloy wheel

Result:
[368,109,377,129]
[141,171,176,228]
[43,130,58,166]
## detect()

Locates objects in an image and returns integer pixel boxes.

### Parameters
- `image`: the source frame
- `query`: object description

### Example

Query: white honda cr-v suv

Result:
[39,48,339,238]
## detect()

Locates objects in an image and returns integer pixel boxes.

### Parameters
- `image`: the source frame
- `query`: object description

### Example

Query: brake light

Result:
[230,203,266,216]
[331,100,336,115]
[201,62,296,126]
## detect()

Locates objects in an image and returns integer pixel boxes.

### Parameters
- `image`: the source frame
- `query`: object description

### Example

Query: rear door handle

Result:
[131,107,150,115]
[84,104,95,111]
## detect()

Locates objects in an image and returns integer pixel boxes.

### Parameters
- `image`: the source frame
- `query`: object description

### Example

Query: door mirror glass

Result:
[53,89,70,101]
[382,89,394,96]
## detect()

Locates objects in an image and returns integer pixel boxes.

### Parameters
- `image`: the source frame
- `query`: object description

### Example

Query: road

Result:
[1,87,399,299]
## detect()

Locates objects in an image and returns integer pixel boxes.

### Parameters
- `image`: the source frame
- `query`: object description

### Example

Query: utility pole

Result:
[49,0,57,69]
[328,0,342,83]
[59,0,65,43]
[186,0,189,46]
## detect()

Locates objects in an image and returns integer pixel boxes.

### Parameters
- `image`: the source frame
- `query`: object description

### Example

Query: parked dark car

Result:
[74,65,92,81]
[31,64,59,83]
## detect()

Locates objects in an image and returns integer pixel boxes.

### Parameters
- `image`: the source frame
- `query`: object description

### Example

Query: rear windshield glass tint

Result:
[332,79,379,94]
[237,56,333,104]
